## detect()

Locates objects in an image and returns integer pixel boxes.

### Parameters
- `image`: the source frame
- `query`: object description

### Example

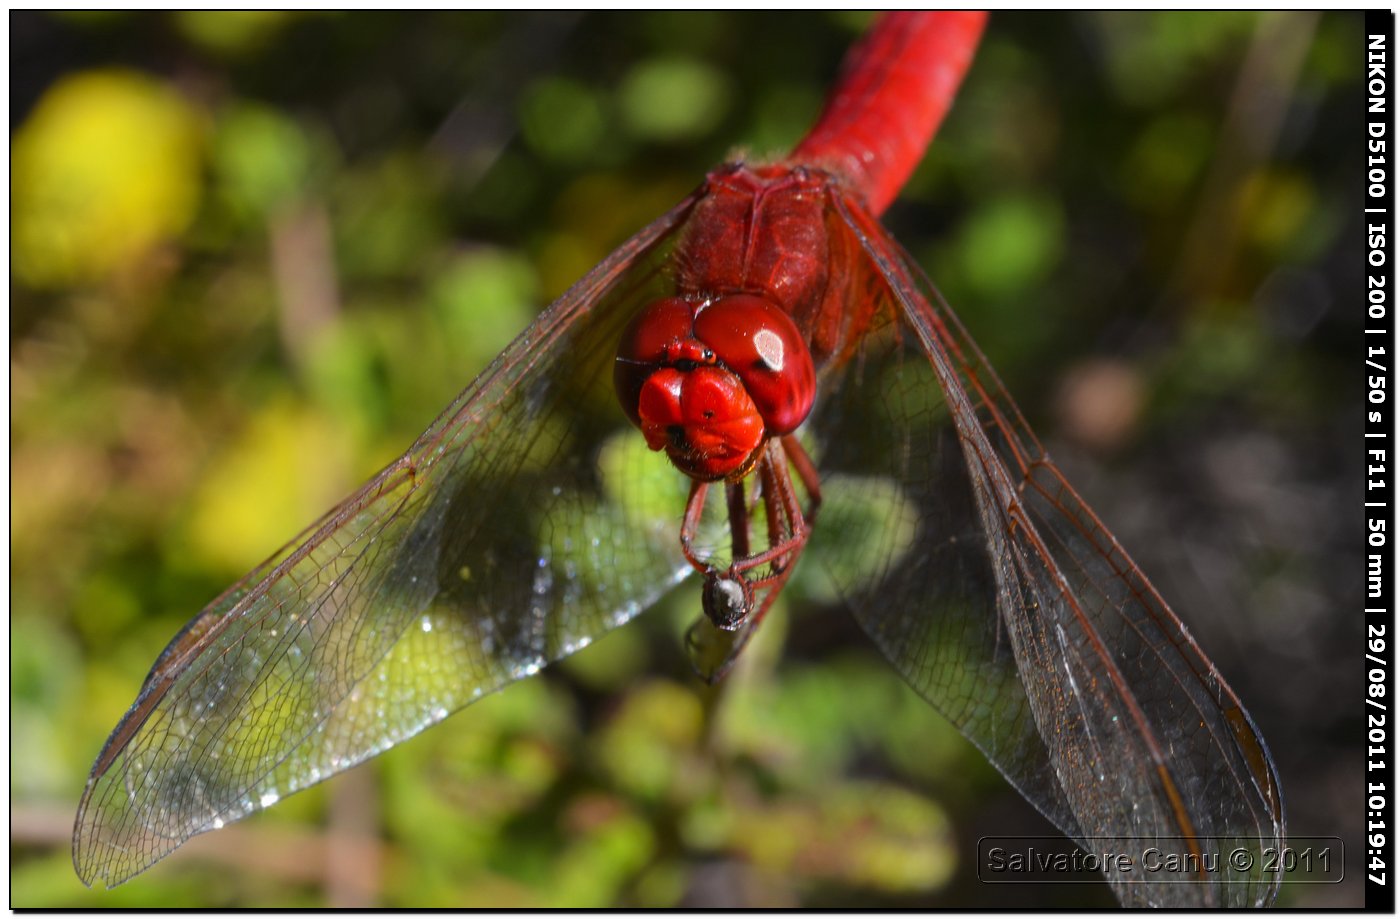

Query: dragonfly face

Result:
[613,291,816,481]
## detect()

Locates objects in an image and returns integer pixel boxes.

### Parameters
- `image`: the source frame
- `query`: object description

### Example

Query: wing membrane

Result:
[72,196,704,888]
[807,191,1283,907]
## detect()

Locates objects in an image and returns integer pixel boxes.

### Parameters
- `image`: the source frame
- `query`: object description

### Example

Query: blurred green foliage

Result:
[11,10,1362,907]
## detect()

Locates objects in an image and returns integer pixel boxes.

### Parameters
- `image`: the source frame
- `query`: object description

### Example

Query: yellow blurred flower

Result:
[188,400,354,574]
[12,68,204,287]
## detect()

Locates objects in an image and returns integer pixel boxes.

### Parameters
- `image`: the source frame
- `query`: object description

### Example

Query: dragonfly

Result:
[73,11,1284,907]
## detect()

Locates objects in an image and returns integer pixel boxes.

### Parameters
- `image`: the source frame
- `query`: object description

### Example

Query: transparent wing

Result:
[805,191,1284,908]
[72,195,707,889]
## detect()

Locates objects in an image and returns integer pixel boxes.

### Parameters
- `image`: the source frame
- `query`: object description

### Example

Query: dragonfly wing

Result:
[809,191,1283,907]
[73,195,705,888]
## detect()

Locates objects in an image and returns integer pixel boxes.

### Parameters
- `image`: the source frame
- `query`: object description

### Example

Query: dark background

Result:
[11,11,1362,907]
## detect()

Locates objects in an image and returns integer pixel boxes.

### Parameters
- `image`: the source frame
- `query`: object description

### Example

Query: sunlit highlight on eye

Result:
[754,329,785,370]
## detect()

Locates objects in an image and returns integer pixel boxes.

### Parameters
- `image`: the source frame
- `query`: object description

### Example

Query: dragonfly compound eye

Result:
[614,297,696,429]
[693,294,816,436]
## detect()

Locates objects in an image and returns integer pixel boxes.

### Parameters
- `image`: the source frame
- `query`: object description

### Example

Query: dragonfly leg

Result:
[729,437,819,581]
[780,433,822,521]
[679,437,823,632]
[725,479,751,561]
[678,479,712,576]
[677,435,823,585]
[758,450,802,576]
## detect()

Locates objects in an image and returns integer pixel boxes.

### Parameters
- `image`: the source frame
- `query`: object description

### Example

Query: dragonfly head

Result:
[615,293,816,481]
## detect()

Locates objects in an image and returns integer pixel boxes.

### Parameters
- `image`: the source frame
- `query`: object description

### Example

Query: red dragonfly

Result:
[73,12,1284,906]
